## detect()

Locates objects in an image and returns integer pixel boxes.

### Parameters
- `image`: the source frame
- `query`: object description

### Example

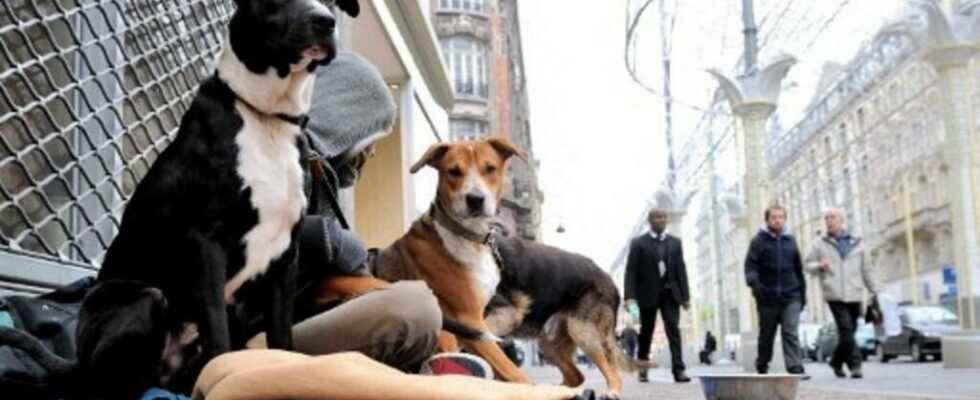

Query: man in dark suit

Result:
[624,208,691,383]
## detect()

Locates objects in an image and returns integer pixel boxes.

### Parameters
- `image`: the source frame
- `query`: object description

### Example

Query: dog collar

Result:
[429,201,493,244]
[229,87,310,130]
[428,201,506,273]
[274,113,311,130]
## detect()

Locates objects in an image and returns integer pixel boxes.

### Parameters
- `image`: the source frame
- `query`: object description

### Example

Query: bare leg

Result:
[195,350,580,400]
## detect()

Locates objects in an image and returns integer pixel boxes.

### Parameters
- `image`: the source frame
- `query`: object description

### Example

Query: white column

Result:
[925,45,980,329]
[733,102,776,332]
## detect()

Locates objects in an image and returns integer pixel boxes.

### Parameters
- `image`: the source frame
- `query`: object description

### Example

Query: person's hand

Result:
[818,259,830,270]
[625,299,640,318]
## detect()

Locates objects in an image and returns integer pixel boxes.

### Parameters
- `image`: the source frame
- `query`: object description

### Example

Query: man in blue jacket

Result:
[744,204,808,378]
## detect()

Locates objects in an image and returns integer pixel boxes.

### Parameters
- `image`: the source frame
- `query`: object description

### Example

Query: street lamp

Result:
[708,53,796,339]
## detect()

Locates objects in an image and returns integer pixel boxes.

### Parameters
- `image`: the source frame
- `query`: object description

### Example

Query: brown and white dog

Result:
[369,137,530,383]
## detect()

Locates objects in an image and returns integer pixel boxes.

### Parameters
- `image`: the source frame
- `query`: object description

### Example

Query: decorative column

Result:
[709,53,796,371]
[927,45,979,330]
[734,102,778,228]
[881,0,980,367]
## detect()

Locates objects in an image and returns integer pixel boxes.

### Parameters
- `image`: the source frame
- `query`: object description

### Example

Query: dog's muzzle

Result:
[303,9,338,65]
[465,193,486,217]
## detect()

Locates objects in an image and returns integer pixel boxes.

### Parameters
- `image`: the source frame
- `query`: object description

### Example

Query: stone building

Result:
[431,0,543,240]
[768,21,980,321]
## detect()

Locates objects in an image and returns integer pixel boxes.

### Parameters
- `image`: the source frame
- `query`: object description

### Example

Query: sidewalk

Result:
[523,359,980,400]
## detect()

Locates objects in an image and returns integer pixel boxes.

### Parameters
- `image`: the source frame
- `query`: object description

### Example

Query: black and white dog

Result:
[83,0,360,393]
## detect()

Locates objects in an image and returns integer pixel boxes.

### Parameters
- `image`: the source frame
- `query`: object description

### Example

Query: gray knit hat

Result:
[307,52,396,162]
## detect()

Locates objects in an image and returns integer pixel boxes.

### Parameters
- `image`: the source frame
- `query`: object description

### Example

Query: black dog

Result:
[0,281,198,400]
[485,236,652,398]
[83,0,360,393]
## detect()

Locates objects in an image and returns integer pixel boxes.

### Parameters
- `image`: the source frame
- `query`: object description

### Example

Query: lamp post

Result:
[708,53,796,330]
[707,53,795,370]
[901,171,921,306]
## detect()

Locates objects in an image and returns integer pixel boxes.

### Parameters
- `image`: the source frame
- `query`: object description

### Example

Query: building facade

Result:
[768,23,980,323]
[431,0,542,240]
[0,0,454,294]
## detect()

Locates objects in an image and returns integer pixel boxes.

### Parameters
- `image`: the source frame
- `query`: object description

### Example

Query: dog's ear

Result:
[487,137,527,162]
[335,0,360,17]
[410,143,450,174]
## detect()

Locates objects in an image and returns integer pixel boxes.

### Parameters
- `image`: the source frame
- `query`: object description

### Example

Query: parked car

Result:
[813,321,876,362]
[798,323,822,361]
[878,305,960,362]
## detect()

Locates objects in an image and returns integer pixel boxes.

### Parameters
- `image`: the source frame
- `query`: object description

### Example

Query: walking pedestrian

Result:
[624,209,692,383]
[805,207,880,379]
[699,331,717,365]
[619,323,639,359]
[744,204,808,378]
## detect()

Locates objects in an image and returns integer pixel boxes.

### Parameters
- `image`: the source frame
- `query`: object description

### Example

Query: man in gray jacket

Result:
[805,207,880,379]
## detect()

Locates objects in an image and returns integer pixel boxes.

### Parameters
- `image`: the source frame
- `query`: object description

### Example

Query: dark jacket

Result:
[624,233,690,307]
[744,229,807,305]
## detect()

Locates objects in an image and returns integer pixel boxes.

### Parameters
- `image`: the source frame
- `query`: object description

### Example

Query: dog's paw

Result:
[599,389,622,400]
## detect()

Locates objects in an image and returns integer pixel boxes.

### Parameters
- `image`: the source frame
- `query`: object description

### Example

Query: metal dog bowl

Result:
[695,373,801,400]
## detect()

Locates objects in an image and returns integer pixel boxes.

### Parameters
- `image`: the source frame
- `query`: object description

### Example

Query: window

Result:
[0,0,233,292]
[439,0,487,13]
[441,37,489,99]
[450,119,489,140]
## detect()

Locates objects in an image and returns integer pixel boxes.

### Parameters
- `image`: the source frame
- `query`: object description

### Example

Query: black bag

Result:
[0,277,95,398]
[865,295,883,325]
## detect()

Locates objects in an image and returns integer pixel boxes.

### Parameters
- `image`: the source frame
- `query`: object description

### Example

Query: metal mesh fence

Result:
[0,0,234,276]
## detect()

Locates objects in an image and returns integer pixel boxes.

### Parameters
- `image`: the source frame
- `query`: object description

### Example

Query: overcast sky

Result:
[519,1,666,269]
[518,1,904,269]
